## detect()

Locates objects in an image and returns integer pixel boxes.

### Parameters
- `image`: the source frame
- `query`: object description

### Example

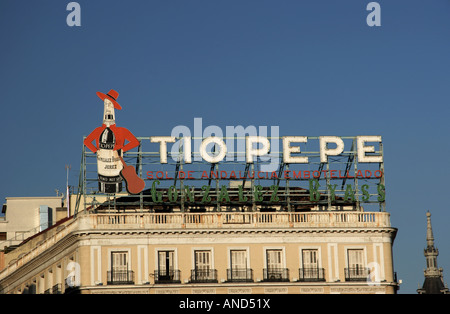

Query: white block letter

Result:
[282,136,308,164]
[200,137,227,163]
[246,136,270,163]
[357,136,382,163]
[319,136,344,163]
[151,136,176,163]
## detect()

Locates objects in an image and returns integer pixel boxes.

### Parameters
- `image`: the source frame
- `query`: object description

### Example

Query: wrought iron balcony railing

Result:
[154,269,181,284]
[226,268,254,282]
[190,269,218,283]
[107,270,135,285]
[298,268,326,282]
[263,268,290,282]
[344,267,370,282]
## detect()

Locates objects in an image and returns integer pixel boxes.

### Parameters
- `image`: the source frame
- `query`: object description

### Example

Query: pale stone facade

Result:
[0,211,398,294]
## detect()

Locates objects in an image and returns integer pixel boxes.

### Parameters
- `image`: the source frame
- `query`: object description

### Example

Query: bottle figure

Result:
[97,126,122,193]
[84,89,140,194]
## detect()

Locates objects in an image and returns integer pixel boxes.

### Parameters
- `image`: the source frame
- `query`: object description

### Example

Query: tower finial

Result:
[426,211,434,248]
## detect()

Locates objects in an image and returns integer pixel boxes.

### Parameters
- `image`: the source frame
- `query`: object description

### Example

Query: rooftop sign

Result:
[78,90,385,214]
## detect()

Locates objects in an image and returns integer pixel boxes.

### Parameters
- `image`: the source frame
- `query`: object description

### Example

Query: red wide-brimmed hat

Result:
[96,89,122,110]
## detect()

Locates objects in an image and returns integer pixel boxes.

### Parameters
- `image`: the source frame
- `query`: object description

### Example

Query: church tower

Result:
[417,211,449,294]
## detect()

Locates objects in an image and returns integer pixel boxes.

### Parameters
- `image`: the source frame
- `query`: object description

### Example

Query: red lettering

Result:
[365,170,372,178]
[230,171,236,179]
[330,170,337,179]
[312,171,320,179]
[258,171,265,179]
[284,170,291,179]
[356,170,363,178]
[220,171,228,179]
[293,171,301,179]
[304,171,310,179]
[201,171,208,179]
[156,171,164,179]
[179,171,185,179]
[146,171,153,179]
[375,170,383,178]
[188,171,194,179]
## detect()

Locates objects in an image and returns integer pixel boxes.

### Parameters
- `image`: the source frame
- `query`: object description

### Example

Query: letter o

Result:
[374,170,383,178]
[200,137,227,163]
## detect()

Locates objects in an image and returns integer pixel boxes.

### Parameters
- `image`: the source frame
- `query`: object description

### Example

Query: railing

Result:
[154,269,181,284]
[90,211,391,230]
[44,284,61,294]
[345,267,370,282]
[263,268,290,282]
[190,269,218,283]
[52,283,61,294]
[107,270,135,285]
[298,268,325,282]
[226,268,254,282]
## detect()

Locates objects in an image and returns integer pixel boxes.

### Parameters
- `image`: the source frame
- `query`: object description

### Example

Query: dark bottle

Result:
[97,127,123,193]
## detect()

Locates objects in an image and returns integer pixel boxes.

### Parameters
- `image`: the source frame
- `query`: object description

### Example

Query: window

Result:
[191,250,217,283]
[302,249,318,269]
[300,249,325,281]
[155,250,180,283]
[345,249,368,281]
[112,251,128,273]
[195,250,211,275]
[108,251,134,284]
[228,250,252,282]
[267,249,283,270]
[264,249,289,281]
[348,249,364,270]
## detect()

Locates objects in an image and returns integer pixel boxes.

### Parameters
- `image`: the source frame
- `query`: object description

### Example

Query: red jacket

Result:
[84,124,139,153]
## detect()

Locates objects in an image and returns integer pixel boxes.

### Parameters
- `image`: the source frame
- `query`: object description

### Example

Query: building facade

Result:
[0,206,398,294]
[0,196,65,250]
[0,133,399,294]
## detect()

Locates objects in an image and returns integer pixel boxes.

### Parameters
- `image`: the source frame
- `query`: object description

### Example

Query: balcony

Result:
[190,269,218,283]
[226,268,254,282]
[89,211,392,231]
[107,270,135,285]
[345,267,370,282]
[154,269,181,284]
[263,268,290,282]
[298,268,326,282]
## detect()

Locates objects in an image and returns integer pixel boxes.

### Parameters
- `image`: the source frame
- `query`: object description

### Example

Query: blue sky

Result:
[1,0,449,294]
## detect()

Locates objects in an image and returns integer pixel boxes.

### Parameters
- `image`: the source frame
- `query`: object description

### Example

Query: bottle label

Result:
[97,149,123,179]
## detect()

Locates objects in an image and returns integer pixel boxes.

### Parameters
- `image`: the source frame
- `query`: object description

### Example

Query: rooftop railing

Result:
[89,211,391,230]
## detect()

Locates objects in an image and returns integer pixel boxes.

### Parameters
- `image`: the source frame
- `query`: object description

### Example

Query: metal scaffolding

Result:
[74,136,385,216]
